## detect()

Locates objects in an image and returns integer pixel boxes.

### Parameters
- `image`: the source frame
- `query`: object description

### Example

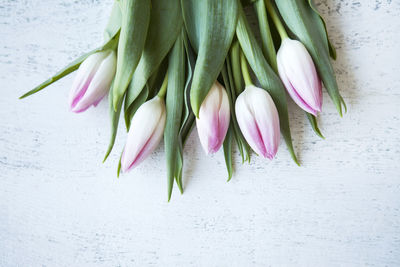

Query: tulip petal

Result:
[121,97,166,172]
[235,86,280,159]
[71,51,117,113]
[278,39,322,114]
[248,87,280,159]
[278,64,318,116]
[69,52,108,110]
[235,90,267,157]
[122,113,166,171]
[196,82,230,154]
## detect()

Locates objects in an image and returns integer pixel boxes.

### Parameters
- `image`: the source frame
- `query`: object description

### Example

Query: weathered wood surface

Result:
[1,1,399,266]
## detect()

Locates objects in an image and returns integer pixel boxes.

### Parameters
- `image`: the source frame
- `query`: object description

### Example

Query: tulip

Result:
[277,38,322,115]
[121,96,166,172]
[196,81,230,154]
[69,50,116,113]
[235,85,280,159]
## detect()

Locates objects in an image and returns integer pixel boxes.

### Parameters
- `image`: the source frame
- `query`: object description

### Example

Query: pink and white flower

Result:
[235,85,280,159]
[69,50,116,113]
[121,96,166,172]
[277,38,322,115]
[196,81,230,154]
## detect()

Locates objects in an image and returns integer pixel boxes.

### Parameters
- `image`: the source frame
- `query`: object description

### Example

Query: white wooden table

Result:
[1,1,400,266]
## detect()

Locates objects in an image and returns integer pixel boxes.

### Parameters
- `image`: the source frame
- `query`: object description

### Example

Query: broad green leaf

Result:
[112,0,150,110]
[223,126,234,181]
[124,0,183,119]
[182,0,239,117]
[254,0,277,72]
[20,32,120,99]
[306,113,324,139]
[165,32,185,201]
[275,0,345,116]
[236,2,299,165]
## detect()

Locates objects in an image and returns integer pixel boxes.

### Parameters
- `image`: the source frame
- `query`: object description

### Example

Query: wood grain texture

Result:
[1,0,400,266]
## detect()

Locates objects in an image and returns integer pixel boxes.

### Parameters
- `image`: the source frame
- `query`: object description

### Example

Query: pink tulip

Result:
[196,81,230,154]
[69,50,116,113]
[121,96,166,172]
[235,85,280,159]
[277,38,322,115]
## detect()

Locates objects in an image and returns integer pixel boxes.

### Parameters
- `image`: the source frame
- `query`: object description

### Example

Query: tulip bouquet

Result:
[21,0,346,200]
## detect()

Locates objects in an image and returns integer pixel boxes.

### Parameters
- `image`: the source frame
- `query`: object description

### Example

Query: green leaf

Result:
[165,32,186,201]
[124,0,183,119]
[254,0,277,72]
[307,0,336,60]
[180,34,196,147]
[103,84,123,162]
[182,0,239,117]
[306,113,324,139]
[104,2,122,41]
[275,0,345,116]
[236,2,299,165]
[168,31,197,193]
[112,0,150,110]
[223,126,234,181]
[20,32,120,99]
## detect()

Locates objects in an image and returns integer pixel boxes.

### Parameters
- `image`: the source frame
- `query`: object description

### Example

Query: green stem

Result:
[240,50,253,87]
[265,0,288,40]
[230,40,243,95]
[157,72,168,98]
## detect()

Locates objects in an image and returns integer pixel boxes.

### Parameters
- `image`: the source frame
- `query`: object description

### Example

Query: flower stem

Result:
[265,0,288,40]
[240,50,253,87]
[157,72,168,98]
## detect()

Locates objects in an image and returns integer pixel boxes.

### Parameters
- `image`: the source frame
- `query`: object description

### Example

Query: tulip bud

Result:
[277,38,322,115]
[69,50,117,113]
[196,81,230,154]
[235,85,280,159]
[121,96,166,172]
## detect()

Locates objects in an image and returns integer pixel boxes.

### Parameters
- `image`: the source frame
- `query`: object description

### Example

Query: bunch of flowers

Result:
[21,0,346,200]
